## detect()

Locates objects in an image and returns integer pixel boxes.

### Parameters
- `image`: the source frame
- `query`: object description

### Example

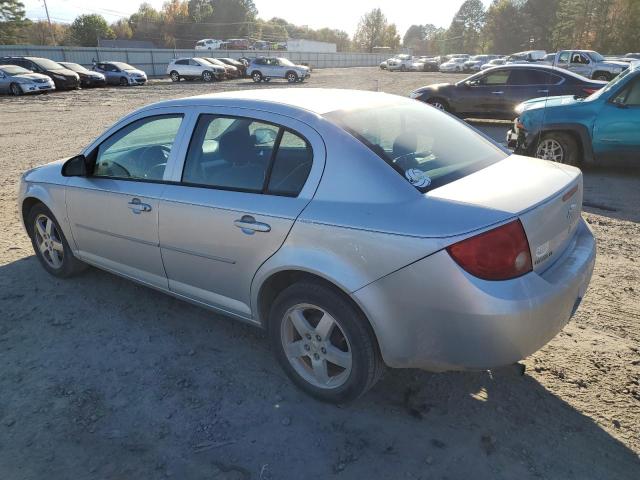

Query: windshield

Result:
[32,58,65,70]
[61,62,88,73]
[111,62,135,70]
[324,101,507,192]
[1,65,31,75]
[278,57,295,67]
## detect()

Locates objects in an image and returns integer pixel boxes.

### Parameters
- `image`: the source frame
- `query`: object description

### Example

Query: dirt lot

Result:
[1,67,639,479]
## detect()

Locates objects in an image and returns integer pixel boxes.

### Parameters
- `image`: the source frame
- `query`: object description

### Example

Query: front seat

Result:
[392,132,419,169]
[215,128,265,190]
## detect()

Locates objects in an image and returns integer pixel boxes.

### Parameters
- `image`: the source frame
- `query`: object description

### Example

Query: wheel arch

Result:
[529,123,594,164]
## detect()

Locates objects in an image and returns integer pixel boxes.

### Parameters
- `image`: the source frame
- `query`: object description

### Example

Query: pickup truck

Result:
[549,50,628,81]
[386,54,414,72]
[507,62,640,166]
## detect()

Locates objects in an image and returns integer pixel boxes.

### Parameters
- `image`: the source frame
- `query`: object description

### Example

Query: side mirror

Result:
[62,154,89,177]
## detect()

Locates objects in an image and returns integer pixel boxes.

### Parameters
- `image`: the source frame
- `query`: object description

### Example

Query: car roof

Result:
[144,88,403,116]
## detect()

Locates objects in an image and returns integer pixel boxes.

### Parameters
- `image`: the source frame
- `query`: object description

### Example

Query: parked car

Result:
[225,38,251,50]
[0,64,55,95]
[217,58,247,77]
[195,38,224,51]
[463,55,500,72]
[248,57,310,83]
[410,64,606,119]
[201,57,239,78]
[93,61,147,86]
[480,58,506,70]
[410,57,439,72]
[387,54,414,71]
[508,62,640,165]
[166,58,225,82]
[439,57,467,72]
[549,50,628,81]
[506,50,547,64]
[19,88,595,402]
[58,62,106,88]
[0,56,79,90]
[624,53,640,60]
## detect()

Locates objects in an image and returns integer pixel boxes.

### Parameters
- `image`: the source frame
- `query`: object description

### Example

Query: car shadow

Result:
[0,256,638,479]
[582,167,640,223]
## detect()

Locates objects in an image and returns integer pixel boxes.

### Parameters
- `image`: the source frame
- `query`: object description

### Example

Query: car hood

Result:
[602,60,629,68]
[50,68,78,77]
[13,73,50,81]
[517,94,584,112]
[414,83,452,94]
[124,69,146,76]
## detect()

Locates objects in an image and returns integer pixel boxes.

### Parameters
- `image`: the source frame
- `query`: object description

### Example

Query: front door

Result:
[460,69,511,116]
[158,107,324,319]
[66,113,187,288]
[593,77,640,164]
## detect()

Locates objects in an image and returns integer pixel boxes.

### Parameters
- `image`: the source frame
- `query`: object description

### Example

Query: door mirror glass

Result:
[62,154,89,177]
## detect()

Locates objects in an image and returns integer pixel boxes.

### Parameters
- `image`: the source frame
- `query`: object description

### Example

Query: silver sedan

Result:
[0,64,55,95]
[18,89,595,402]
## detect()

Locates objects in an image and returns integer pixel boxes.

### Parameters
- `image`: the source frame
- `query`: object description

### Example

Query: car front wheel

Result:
[10,82,22,96]
[202,71,213,82]
[170,71,180,82]
[252,71,263,82]
[27,203,87,278]
[534,132,579,166]
[268,281,384,403]
[286,71,298,83]
[119,77,128,86]
[427,97,449,111]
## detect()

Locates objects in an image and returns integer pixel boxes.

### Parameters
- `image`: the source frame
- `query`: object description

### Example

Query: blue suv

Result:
[508,62,640,166]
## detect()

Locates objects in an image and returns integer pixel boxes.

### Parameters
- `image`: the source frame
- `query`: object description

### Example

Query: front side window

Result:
[612,79,640,106]
[479,70,509,85]
[182,115,313,195]
[93,115,183,181]
[325,101,506,192]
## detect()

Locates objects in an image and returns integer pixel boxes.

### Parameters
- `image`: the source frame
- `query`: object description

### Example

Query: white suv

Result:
[166,58,226,82]
[195,39,224,51]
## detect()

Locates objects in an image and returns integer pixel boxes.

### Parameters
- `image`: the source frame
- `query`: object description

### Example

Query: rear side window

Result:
[182,115,313,195]
[508,69,562,85]
[325,101,506,192]
[175,59,188,65]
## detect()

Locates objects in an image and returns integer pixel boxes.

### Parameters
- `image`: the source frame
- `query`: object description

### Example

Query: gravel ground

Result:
[1,67,639,479]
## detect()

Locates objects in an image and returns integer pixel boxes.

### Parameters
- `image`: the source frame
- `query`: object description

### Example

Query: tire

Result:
[119,77,128,86]
[268,281,384,403]
[593,72,611,82]
[252,71,263,82]
[170,71,180,82]
[26,203,87,278]
[426,97,449,112]
[534,132,579,166]
[400,64,406,72]
[202,70,213,82]
[286,71,298,83]
[10,82,22,96]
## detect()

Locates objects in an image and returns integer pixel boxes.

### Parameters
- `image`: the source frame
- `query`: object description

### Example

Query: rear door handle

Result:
[537,89,549,93]
[127,198,152,214]
[491,91,504,95]
[234,215,271,234]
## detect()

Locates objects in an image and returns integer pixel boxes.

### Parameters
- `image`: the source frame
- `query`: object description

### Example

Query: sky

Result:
[24,0,493,37]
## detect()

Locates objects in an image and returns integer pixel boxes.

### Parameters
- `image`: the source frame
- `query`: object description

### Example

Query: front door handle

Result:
[127,198,152,214]
[491,91,504,95]
[234,215,271,234]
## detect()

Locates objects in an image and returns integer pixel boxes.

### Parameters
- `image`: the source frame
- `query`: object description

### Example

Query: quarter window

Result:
[182,115,313,195]
[93,115,183,181]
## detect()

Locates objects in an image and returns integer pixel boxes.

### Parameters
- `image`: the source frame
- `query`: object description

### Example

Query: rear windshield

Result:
[325,101,507,192]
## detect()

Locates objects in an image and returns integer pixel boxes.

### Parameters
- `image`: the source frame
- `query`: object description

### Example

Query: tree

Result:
[24,20,69,45]
[483,0,524,53]
[69,14,114,46]
[353,8,392,52]
[446,0,486,53]
[111,19,133,40]
[0,0,27,44]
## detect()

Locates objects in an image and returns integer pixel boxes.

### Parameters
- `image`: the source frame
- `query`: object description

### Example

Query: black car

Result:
[58,62,106,88]
[409,65,607,119]
[217,58,247,76]
[0,56,80,90]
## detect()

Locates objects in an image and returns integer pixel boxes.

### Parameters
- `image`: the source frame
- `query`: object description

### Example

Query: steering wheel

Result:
[138,145,171,178]
[392,149,432,170]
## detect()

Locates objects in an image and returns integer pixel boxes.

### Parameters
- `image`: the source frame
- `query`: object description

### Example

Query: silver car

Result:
[93,61,147,86]
[0,64,55,95]
[18,89,595,402]
[248,57,310,83]
[166,57,226,82]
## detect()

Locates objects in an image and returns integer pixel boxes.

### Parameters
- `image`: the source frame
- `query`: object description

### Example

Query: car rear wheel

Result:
[400,65,406,72]
[286,71,298,83]
[252,71,263,82]
[593,72,611,81]
[427,97,449,111]
[269,281,384,403]
[535,132,579,166]
[10,83,22,96]
[27,203,87,278]
[170,71,180,82]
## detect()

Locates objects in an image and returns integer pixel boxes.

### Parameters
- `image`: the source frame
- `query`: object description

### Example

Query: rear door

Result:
[158,107,325,319]
[505,68,564,114]
[567,52,592,77]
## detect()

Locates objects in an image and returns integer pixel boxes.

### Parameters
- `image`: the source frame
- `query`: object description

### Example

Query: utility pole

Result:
[42,0,56,45]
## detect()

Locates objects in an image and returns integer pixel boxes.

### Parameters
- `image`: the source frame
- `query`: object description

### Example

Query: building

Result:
[286,39,337,53]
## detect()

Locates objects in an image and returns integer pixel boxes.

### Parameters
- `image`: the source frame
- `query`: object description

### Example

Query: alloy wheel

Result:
[203,71,212,82]
[287,72,297,83]
[34,214,64,269]
[170,72,180,82]
[10,83,21,96]
[428,100,445,111]
[280,303,352,389]
[536,138,565,162]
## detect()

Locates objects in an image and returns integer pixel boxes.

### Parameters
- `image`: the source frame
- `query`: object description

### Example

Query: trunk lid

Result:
[428,155,582,272]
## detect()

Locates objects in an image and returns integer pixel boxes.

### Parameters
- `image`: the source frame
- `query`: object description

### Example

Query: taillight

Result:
[582,88,598,95]
[446,220,532,281]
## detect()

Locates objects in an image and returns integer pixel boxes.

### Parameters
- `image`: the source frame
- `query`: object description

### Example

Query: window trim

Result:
[179,113,314,198]
[89,113,185,182]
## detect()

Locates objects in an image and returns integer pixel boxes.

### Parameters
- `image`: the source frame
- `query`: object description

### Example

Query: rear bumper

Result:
[353,219,596,371]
